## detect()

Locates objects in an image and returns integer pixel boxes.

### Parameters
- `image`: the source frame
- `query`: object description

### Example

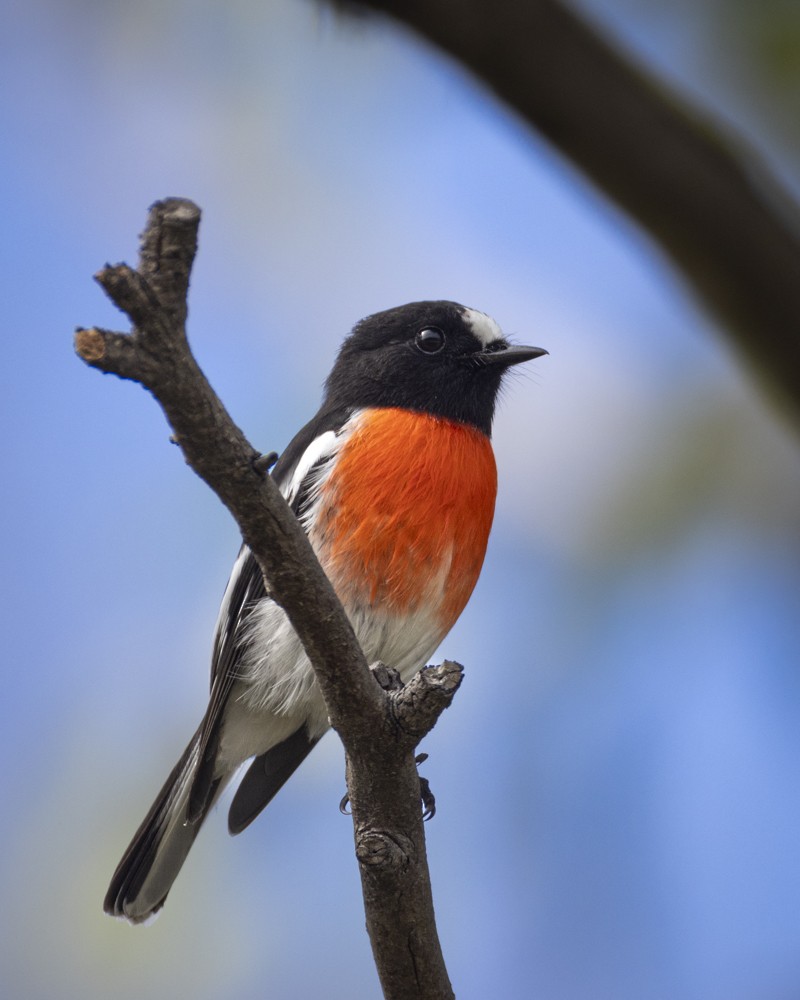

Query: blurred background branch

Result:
[354,0,800,427]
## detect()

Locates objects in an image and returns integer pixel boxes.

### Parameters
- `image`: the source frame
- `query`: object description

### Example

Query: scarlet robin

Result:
[104,300,547,923]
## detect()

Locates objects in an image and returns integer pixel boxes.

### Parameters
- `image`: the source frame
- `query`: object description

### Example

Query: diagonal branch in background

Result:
[354,0,800,426]
[75,198,458,1000]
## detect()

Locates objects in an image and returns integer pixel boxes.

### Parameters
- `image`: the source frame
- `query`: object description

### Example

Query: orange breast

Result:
[310,408,497,630]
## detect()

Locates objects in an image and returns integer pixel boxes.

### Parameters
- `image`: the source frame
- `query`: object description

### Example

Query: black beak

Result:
[478,343,548,367]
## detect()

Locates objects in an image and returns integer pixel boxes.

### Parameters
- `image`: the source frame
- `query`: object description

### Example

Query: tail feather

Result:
[228,727,319,835]
[104,732,222,924]
[105,724,322,922]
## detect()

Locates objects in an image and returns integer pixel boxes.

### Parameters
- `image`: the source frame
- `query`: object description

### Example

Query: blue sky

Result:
[3,2,800,998]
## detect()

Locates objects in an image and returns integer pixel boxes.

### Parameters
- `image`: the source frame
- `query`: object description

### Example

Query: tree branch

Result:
[353,0,800,425]
[77,198,458,999]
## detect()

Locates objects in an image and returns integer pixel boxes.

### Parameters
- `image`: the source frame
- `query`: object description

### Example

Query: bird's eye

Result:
[415,327,445,354]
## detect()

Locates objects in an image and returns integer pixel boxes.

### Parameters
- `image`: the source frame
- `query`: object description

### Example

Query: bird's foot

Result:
[339,751,435,820]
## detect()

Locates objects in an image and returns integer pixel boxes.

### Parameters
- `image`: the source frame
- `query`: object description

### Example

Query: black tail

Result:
[103,731,223,924]
[104,724,320,922]
[228,727,319,834]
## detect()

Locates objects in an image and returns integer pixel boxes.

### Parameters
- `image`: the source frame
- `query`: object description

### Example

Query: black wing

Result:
[228,727,321,834]
[186,404,352,820]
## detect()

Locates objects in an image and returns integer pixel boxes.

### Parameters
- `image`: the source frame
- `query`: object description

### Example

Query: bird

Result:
[104,299,546,923]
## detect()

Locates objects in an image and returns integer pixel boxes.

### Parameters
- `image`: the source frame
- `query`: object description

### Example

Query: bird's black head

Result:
[323,300,546,437]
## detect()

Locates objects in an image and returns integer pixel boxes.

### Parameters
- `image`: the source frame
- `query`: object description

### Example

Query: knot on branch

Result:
[355,829,414,873]
[74,327,108,363]
[389,660,464,741]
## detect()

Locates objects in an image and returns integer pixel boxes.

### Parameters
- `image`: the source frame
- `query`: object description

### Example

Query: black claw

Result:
[339,754,436,819]
[420,777,436,821]
[253,450,279,476]
[415,753,436,820]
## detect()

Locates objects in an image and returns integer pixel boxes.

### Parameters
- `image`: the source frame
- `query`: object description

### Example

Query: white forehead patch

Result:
[463,308,504,347]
